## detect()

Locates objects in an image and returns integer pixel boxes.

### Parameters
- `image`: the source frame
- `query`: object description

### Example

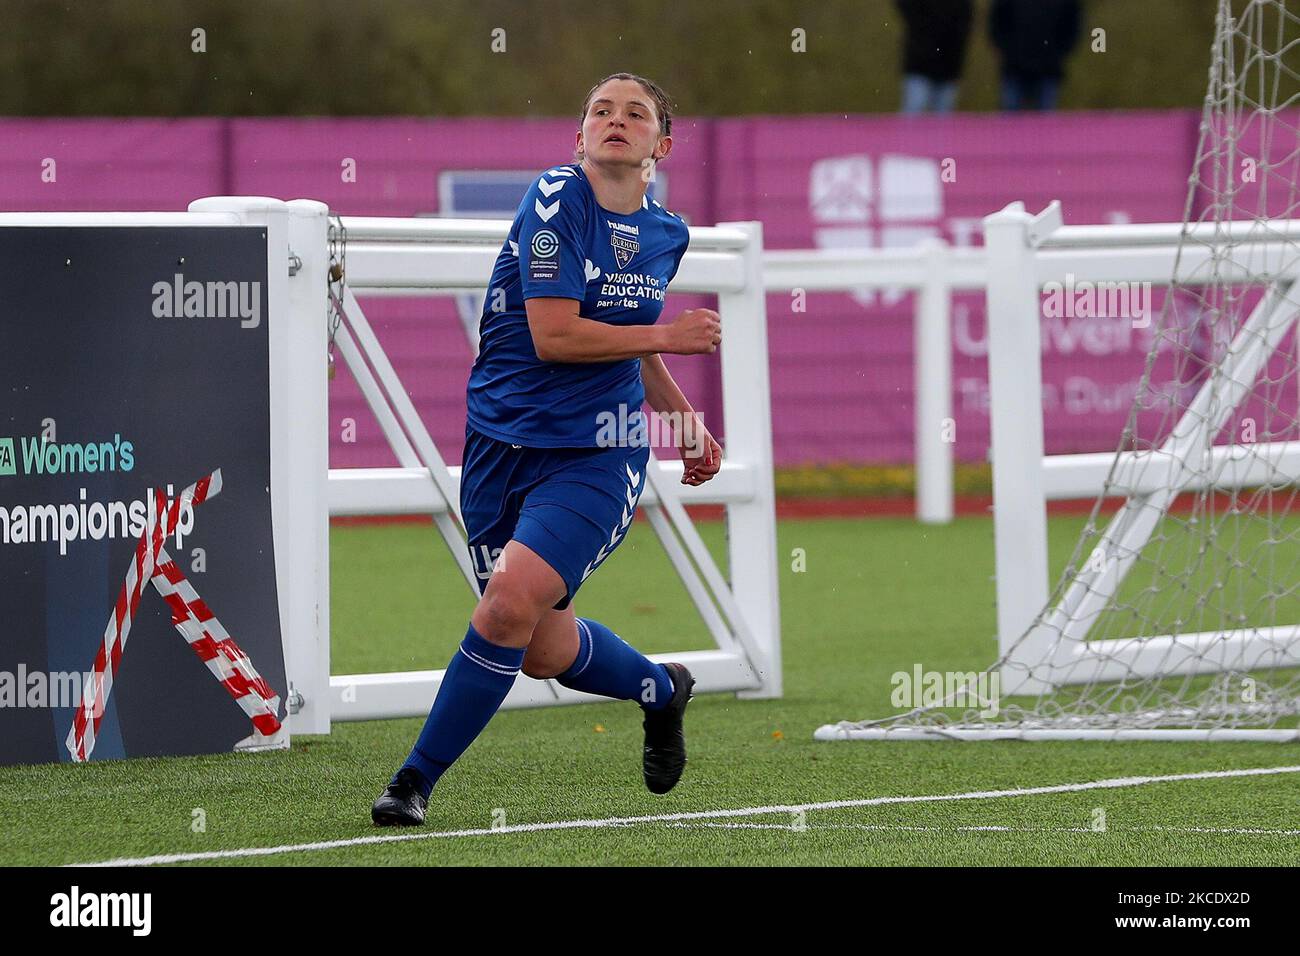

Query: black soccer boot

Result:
[642,662,695,794]
[371,767,429,826]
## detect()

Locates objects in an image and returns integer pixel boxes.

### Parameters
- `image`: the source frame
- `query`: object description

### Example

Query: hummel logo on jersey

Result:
[535,198,560,222]
[584,259,602,282]
[538,178,565,197]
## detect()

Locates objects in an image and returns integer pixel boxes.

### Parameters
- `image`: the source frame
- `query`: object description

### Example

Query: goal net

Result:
[819,0,1300,741]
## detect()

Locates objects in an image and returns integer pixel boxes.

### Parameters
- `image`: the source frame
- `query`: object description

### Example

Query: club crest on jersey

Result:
[610,232,639,269]
[607,221,640,269]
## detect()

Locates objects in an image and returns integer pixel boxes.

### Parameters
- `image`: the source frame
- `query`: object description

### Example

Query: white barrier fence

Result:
[763,241,987,523]
[316,211,781,729]
[338,224,987,525]
[165,197,788,733]
[18,196,1268,733]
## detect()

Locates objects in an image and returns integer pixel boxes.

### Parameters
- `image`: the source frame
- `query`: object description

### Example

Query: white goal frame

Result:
[985,201,1300,700]
[815,200,1300,742]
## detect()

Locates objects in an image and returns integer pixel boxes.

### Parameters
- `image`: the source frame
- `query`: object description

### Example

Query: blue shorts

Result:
[460,425,651,611]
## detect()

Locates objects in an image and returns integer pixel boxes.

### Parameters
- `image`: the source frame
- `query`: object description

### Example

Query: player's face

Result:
[580,80,663,168]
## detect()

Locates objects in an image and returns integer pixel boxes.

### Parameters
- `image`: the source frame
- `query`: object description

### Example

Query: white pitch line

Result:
[662,822,1098,832]
[67,764,1300,867]
[663,822,1300,835]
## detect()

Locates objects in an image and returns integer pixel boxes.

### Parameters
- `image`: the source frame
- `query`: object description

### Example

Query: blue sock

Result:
[398,622,524,799]
[555,617,675,710]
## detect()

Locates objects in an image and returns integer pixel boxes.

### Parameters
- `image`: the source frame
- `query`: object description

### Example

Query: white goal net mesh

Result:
[824,0,1300,739]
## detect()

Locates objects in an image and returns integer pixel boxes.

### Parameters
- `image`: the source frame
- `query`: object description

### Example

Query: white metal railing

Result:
[328,213,782,722]
[764,213,1300,526]
[344,225,990,526]
[340,219,988,526]
[762,241,986,524]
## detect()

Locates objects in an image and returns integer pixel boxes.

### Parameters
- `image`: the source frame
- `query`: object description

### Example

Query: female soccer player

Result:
[372,73,724,826]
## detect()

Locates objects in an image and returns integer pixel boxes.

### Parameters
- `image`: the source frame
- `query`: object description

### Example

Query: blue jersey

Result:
[466,163,691,448]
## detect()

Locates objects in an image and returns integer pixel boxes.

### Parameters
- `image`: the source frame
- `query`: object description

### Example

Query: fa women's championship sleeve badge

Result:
[529,229,561,281]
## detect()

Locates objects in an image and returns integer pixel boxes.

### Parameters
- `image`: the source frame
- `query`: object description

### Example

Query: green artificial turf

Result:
[1,513,1297,866]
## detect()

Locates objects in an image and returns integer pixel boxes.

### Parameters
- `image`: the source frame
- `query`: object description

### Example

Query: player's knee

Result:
[474,587,542,644]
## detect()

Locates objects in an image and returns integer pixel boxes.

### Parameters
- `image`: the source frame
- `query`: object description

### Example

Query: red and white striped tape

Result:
[66,470,281,762]
[151,546,282,736]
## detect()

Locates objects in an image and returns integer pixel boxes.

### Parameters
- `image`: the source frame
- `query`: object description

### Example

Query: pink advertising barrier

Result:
[5,111,1260,472]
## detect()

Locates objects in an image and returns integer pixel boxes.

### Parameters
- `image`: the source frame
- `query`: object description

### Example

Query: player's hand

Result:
[679,418,722,485]
[664,308,721,355]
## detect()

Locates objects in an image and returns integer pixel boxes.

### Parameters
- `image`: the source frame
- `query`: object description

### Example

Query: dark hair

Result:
[576,73,674,161]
